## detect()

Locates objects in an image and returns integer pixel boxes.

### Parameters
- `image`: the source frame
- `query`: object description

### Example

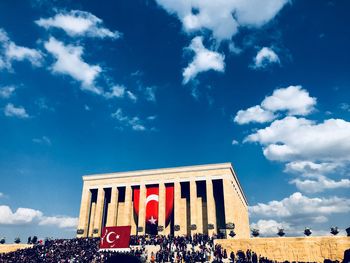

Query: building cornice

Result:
[83,162,248,206]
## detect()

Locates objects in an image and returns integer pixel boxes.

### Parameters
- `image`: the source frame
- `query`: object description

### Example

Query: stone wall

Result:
[0,244,33,254]
[216,236,350,262]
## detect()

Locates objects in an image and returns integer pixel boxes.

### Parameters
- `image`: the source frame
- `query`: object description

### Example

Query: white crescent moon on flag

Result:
[145,194,158,205]
[106,231,116,243]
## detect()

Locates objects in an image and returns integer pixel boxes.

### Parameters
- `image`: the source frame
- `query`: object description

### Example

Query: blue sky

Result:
[0,0,350,241]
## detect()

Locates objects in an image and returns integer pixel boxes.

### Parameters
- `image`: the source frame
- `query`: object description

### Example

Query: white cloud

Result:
[234,86,316,125]
[0,205,77,229]
[32,136,52,146]
[0,193,4,198]
[44,37,102,94]
[4,103,29,118]
[111,108,146,131]
[0,206,43,225]
[155,0,288,41]
[252,47,280,69]
[232,139,239,145]
[104,85,138,102]
[126,90,137,102]
[284,161,341,177]
[291,176,350,194]
[39,216,78,228]
[261,86,316,115]
[249,192,350,224]
[0,86,16,98]
[36,10,120,39]
[245,117,350,163]
[5,43,43,67]
[234,105,275,124]
[0,28,43,70]
[104,85,125,99]
[183,36,225,84]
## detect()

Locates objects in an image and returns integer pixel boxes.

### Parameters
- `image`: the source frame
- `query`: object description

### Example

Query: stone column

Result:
[77,185,91,237]
[138,184,146,235]
[158,182,166,235]
[124,185,132,226]
[190,180,198,235]
[206,178,217,236]
[174,181,181,236]
[106,187,119,227]
[88,202,96,237]
[222,179,235,238]
[93,188,105,236]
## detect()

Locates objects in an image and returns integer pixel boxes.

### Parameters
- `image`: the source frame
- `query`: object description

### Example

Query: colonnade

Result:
[77,177,249,238]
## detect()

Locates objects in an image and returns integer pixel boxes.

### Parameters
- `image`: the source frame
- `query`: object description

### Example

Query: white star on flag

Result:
[148,216,157,225]
[116,235,120,239]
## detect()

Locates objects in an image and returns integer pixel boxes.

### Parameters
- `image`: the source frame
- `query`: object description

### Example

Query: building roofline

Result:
[83,162,248,205]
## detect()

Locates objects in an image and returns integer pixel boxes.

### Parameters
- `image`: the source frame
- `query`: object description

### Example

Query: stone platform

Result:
[216,236,350,262]
[0,244,33,254]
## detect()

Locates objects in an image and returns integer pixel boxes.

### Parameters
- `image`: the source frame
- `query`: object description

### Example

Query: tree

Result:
[0,237,5,244]
[277,228,285,237]
[304,227,312,236]
[14,237,21,244]
[251,228,260,237]
[32,236,38,244]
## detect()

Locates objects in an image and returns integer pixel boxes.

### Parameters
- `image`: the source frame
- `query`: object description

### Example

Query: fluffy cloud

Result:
[291,176,350,194]
[252,47,280,69]
[4,103,29,118]
[0,205,77,228]
[261,86,316,115]
[0,85,16,99]
[0,28,43,70]
[111,108,146,131]
[245,117,350,162]
[238,87,350,194]
[155,0,288,41]
[0,206,43,225]
[183,36,225,84]
[36,10,120,39]
[234,105,275,124]
[249,192,350,224]
[284,161,341,177]
[234,86,316,125]
[103,85,138,102]
[38,216,78,229]
[44,37,102,94]
[104,85,126,99]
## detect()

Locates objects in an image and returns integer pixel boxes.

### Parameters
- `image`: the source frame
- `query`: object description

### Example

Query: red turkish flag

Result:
[100,226,131,249]
[146,186,159,228]
[133,185,174,230]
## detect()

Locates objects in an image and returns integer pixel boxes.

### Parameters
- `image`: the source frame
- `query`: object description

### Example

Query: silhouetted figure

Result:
[343,248,350,263]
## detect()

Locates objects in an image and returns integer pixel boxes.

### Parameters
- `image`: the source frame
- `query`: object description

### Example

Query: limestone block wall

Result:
[0,244,33,254]
[216,236,350,263]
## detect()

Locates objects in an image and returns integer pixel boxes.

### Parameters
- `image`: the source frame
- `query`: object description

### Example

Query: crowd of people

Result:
[0,234,349,262]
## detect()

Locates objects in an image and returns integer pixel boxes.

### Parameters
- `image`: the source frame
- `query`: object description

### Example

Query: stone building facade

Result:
[77,163,250,238]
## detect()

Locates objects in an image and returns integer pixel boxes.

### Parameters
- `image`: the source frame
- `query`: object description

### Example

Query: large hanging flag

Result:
[145,186,159,233]
[133,184,174,234]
